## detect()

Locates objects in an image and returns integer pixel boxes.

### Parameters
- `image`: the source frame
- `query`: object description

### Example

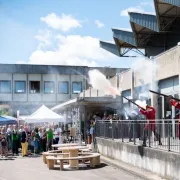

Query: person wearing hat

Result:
[139,105,162,146]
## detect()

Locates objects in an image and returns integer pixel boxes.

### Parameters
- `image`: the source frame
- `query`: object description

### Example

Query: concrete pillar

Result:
[131,70,134,100]
[150,57,159,119]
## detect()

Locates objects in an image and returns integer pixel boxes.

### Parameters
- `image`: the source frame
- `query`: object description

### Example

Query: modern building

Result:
[100,0,180,57]
[0,64,127,116]
[99,0,180,119]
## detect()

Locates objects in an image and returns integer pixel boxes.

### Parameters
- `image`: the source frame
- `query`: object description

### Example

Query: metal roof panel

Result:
[160,0,180,7]
[99,41,119,56]
[129,12,159,32]
[112,29,136,46]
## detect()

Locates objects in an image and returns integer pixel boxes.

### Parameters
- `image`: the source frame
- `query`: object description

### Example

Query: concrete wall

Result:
[96,137,180,180]
[156,46,180,81]
[111,45,180,93]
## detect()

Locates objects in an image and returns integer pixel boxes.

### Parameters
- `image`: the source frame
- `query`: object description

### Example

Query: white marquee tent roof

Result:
[25,105,65,123]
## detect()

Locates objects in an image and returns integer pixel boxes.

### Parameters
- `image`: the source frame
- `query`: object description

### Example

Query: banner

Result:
[17,110,20,126]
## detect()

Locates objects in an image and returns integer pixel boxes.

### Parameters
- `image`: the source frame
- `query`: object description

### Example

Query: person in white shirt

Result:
[7,125,12,151]
[53,125,62,144]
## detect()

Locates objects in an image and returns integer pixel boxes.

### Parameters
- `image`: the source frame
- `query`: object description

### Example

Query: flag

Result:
[17,110,20,126]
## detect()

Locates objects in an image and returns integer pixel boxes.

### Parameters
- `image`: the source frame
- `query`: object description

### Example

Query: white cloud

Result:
[140,2,154,8]
[29,33,119,67]
[16,60,26,64]
[120,3,155,17]
[120,6,145,16]
[95,20,104,28]
[34,29,53,49]
[40,13,82,32]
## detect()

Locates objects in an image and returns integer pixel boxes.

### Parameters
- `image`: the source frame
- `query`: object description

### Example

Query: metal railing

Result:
[95,119,180,153]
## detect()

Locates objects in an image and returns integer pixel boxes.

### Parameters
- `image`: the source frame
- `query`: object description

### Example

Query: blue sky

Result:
[0,0,155,67]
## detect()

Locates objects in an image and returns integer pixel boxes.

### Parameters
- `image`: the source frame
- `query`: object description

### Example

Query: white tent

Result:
[25,105,65,123]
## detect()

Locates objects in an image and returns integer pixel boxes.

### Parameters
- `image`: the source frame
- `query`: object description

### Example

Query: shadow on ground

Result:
[52,163,108,171]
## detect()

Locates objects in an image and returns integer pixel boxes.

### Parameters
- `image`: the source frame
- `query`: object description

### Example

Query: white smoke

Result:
[135,100,147,110]
[88,69,120,96]
[131,57,159,99]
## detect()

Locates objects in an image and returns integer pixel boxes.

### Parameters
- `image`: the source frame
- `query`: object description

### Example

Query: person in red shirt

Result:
[167,96,180,139]
[139,105,162,146]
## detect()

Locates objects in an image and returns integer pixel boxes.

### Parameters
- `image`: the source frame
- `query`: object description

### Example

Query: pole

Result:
[149,90,180,101]
[122,96,146,111]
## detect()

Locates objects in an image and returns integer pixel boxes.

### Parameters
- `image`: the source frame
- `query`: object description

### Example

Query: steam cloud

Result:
[131,58,159,99]
[135,100,147,110]
[88,69,120,96]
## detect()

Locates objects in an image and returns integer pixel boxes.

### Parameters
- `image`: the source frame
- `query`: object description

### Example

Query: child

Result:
[32,130,39,154]
[0,133,8,157]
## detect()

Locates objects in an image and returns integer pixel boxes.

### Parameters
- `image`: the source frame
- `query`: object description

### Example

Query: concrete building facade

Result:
[109,44,180,119]
[0,64,127,116]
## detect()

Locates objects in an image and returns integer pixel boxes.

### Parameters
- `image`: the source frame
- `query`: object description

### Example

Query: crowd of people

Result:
[0,124,62,157]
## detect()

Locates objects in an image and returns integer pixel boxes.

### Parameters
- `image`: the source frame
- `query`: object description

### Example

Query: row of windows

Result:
[0,81,82,94]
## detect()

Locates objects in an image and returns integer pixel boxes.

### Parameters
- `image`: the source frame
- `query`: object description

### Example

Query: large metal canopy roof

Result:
[100,0,180,57]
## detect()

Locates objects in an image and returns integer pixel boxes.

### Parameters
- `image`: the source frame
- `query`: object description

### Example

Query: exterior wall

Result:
[42,74,56,102]
[71,75,85,99]
[57,75,70,102]
[156,46,180,80]
[159,76,179,95]
[0,65,125,115]
[96,137,180,180]
[0,73,12,101]
[28,74,41,102]
[13,74,27,102]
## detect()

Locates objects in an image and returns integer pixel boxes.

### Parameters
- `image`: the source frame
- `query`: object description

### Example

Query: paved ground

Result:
[0,155,144,180]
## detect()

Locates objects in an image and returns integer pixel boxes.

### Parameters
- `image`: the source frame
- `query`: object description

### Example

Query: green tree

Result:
[0,108,9,116]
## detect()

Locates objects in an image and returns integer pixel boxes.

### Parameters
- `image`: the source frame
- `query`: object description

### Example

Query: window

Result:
[29,81,40,93]
[72,82,82,94]
[15,81,26,93]
[0,81,11,93]
[44,81,54,94]
[59,81,69,94]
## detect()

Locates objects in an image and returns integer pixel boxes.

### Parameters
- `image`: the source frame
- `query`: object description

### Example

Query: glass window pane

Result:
[59,82,68,94]
[30,81,40,93]
[72,82,82,94]
[0,81,11,93]
[44,81,54,93]
[15,81,26,93]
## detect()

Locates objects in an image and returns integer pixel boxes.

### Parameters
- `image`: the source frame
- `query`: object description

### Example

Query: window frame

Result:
[72,81,82,94]
[29,81,41,94]
[14,81,26,94]
[0,80,11,94]
[44,81,55,94]
[58,81,69,94]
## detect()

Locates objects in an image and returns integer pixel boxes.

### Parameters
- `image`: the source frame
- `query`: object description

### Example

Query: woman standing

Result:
[21,127,28,157]
[0,128,8,157]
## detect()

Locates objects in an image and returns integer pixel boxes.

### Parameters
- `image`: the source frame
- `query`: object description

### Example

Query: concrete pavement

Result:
[0,155,144,180]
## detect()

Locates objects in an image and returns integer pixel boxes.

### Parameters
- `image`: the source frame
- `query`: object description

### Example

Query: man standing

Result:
[46,125,53,151]
[167,96,180,139]
[12,125,19,155]
[139,105,162,146]
[7,125,12,151]
[53,125,62,144]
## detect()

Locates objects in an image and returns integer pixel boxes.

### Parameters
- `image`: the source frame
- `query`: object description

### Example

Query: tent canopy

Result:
[25,105,65,123]
[0,116,17,125]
